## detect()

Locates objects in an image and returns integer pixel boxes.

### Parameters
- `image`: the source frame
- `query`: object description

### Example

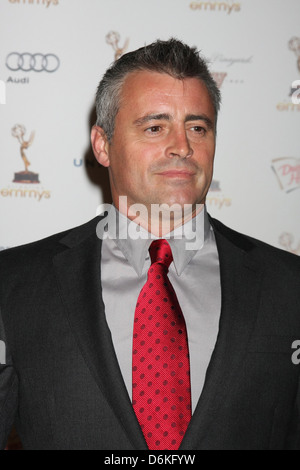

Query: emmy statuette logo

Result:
[0,125,51,201]
[106,31,129,60]
[11,124,40,184]
[289,38,300,104]
[289,37,300,74]
[276,38,300,111]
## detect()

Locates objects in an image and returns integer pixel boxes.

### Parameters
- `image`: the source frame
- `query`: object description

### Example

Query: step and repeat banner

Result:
[0,0,299,255]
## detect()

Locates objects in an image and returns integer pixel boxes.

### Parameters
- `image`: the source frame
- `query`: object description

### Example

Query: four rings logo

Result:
[6,53,60,73]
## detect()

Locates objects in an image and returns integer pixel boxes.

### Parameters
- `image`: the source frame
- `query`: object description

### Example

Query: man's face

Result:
[95,70,216,217]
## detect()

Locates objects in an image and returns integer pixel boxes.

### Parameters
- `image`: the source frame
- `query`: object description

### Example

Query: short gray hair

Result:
[95,38,221,142]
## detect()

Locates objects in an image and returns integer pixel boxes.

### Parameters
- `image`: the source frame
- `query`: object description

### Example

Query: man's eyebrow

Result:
[133,114,171,126]
[133,113,214,129]
[185,114,214,129]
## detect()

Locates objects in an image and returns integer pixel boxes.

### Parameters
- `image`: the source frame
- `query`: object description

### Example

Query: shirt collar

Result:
[103,204,211,277]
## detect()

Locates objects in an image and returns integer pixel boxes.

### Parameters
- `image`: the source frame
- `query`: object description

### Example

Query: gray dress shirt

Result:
[100,206,221,413]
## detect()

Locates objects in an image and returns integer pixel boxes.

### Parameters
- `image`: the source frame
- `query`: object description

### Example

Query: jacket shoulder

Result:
[0,217,100,276]
[210,216,300,272]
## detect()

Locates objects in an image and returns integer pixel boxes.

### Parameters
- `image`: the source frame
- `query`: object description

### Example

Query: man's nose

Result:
[166,128,193,159]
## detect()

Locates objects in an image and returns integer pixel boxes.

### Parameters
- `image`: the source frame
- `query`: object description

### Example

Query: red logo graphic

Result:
[271,157,300,193]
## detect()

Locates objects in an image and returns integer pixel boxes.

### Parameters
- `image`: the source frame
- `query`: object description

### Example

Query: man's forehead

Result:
[119,70,214,112]
[122,70,208,95]
[117,70,215,125]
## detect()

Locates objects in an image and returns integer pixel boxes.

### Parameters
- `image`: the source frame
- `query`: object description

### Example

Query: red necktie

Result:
[132,239,191,450]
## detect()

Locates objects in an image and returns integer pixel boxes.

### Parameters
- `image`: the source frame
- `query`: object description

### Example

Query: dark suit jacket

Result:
[0,216,300,450]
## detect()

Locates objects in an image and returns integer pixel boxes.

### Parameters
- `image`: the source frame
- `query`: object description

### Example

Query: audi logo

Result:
[6,53,60,73]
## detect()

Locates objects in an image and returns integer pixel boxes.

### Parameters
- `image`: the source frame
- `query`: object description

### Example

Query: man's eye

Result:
[191,126,206,134]
[145,126,161,133]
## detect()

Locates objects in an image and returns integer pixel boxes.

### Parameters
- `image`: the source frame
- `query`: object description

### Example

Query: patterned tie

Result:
[132,239,191,450]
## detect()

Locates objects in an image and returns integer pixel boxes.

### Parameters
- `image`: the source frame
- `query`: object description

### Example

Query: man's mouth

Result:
[157,169,196,178]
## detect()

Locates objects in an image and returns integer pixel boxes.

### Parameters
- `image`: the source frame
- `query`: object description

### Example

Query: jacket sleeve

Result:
[0,307,18,450]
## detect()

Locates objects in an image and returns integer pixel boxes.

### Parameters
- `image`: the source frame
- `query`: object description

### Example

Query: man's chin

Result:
[116,192,206,218]
[149,192,205,211]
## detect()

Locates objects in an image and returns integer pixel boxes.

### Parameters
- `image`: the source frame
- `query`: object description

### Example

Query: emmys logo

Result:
[8,0,59,7]
[271,157,300,193]
[279,233,300,256]
[106,31,129,60]
[206,180,232,210]
[190,2,241,14]
[0,80,6,104]
[0,124,51,201]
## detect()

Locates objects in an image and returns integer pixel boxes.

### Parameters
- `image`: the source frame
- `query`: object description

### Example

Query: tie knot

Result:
[149,239,173,270]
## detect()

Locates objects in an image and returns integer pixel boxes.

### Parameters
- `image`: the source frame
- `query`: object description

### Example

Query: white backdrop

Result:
[0,0,299,255]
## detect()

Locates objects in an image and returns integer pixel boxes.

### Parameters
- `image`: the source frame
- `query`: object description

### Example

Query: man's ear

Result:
[91,125,110,167]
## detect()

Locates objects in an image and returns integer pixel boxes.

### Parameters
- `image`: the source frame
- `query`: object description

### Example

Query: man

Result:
[0,39,300,450]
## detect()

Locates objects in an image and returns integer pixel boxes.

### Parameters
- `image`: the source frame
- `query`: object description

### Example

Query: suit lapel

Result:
[53,219,147,450]
[180,218,265,450]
